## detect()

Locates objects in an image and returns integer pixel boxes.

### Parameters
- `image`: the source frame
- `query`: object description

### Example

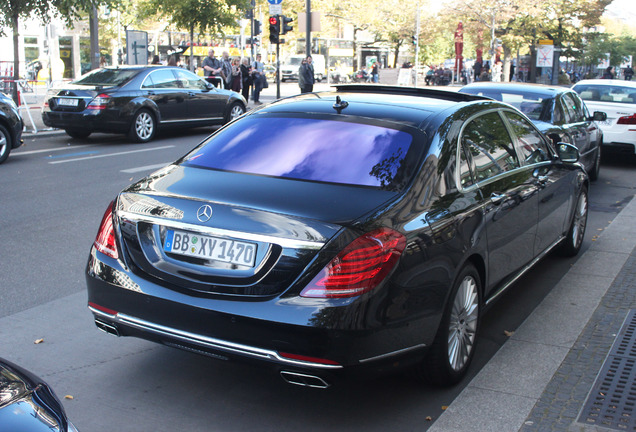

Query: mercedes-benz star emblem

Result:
[196,205,213,222]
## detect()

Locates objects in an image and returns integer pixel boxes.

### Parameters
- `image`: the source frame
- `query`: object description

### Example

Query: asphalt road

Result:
[1,127,635,431]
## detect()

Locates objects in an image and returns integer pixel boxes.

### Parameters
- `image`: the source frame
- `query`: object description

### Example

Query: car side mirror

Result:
[556,142,580,163]
[591,111,607,122]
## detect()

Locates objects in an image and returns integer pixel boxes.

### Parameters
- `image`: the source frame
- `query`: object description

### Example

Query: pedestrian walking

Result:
[202,49,223,87]
[240,57,252,101]
[230,57,242,93]
[602,66,615,79]
[299,55,315,93]
[371,61,379,83]
[251,54,265,104]
[221,51,233,90]
[298,58,307,93]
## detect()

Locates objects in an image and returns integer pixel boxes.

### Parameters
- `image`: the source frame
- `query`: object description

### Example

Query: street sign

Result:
[267,0,282,4]
[538,39,553,45]
[269,4,282,15]
[126,30,148,65]
[537,45,553,68]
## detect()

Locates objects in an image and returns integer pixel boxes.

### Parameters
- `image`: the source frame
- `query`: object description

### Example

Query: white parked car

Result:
[572,79,636,155]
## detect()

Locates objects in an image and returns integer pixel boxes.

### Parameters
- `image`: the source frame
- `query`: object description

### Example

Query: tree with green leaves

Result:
[1,0,114,101]
[140,0,251,71]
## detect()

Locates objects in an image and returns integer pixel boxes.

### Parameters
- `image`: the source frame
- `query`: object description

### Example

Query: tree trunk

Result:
[393,41,400,68]
[189,23,195,72]
[11,12,20,103]
[502,44,512,82]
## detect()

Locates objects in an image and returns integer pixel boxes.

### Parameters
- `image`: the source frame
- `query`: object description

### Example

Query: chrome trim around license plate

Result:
[89,307,343,370]
[118,210,325,250]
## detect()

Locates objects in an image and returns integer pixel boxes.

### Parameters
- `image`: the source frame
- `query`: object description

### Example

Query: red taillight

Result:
[279,352,341,366]
[87,93,111,110]
[94,200,119,259]
[617,114,636,125]
[300,228,406,298]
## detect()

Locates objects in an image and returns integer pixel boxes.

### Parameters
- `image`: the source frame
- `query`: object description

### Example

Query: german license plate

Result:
[58,98,78,107]
[601,118,613,126]
[164,229,257,267]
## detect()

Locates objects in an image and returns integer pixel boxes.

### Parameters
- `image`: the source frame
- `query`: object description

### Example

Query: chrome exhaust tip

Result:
[95,319,120,337]
[280,371,330,389]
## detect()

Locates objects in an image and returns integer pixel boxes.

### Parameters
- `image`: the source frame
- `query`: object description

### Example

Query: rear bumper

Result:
[42,109,130,133]
[85,247,431,380]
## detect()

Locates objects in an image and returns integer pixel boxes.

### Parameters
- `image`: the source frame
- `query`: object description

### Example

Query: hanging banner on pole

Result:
[536,45,553,68]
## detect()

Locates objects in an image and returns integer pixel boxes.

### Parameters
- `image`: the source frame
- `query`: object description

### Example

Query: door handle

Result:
[490,192,505,205]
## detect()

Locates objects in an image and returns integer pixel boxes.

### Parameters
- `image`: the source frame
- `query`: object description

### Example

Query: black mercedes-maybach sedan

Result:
[42,65,247,142]
[86,85,589,388]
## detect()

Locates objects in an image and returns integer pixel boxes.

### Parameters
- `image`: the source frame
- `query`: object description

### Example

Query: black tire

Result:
[65,129,92,139]
[589,145,601,181]
[559,185,588,257]
[224,101,246,123]
[414,264,481,386]
[128,109,156,143]
[0,124,11,164]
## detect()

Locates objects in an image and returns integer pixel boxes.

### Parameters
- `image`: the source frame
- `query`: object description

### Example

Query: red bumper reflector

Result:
[279,352,340,366]
[89,302,118,316]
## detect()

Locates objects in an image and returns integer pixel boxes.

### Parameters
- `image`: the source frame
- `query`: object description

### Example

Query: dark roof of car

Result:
[460,82,573,97]
[255,85,495,129]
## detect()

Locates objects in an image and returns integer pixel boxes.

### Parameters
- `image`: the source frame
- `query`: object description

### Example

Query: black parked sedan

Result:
[0,91,24,164]
[86,85,588,387]
[42,66,247,142]
[0,357,78,431]
[459,82,606,180]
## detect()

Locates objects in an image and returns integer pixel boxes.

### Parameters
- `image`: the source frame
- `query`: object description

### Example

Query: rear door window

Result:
[461,111,520,182]
[503,111,551,165]
[183,116,421,191]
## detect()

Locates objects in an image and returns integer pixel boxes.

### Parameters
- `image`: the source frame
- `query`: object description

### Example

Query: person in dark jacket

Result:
[240,57,252,101]
[602,66,615,79]
[299,56,315,93]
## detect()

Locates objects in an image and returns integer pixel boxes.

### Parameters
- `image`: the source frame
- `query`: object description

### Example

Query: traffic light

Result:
[280,15,293,35]
[254,19,261,35]
[269,16,280,43]
[412,35,418,45]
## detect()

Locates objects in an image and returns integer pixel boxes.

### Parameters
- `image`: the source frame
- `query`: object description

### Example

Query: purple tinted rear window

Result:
[184,117,415,189]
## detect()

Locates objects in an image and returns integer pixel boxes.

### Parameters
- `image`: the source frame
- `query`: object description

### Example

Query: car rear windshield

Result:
[183,116,420,191]
[462,88,552,121]
[573,84,636,104]
[73,69,139,86]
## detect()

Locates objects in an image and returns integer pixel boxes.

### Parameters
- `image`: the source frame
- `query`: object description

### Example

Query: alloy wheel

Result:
[0,131,7,159]
[571,190,588,250]
[135,112,154,141]
[448,275,479,372]
[230,104,245,120]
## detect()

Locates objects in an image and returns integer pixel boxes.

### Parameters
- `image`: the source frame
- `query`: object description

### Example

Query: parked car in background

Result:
[459,82,606,180]
[86,85,588,388]
[0,91,24,164]
[0,357,78,431]
[572,79,636,156]
[42,65,247,143]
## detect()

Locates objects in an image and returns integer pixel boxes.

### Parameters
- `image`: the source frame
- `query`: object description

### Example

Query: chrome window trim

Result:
[117,210,325,250]
[161,117,223,124]
[456,107,556,194]
[89,307,343,370]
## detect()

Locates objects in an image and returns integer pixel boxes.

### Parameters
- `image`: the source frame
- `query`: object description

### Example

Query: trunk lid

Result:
[116,164,398,297]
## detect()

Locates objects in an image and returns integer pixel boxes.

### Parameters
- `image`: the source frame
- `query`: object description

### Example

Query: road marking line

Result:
[48,145,175,164]
[121,163,171,173]
[14,145,95,156]
[47,151,100,159]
